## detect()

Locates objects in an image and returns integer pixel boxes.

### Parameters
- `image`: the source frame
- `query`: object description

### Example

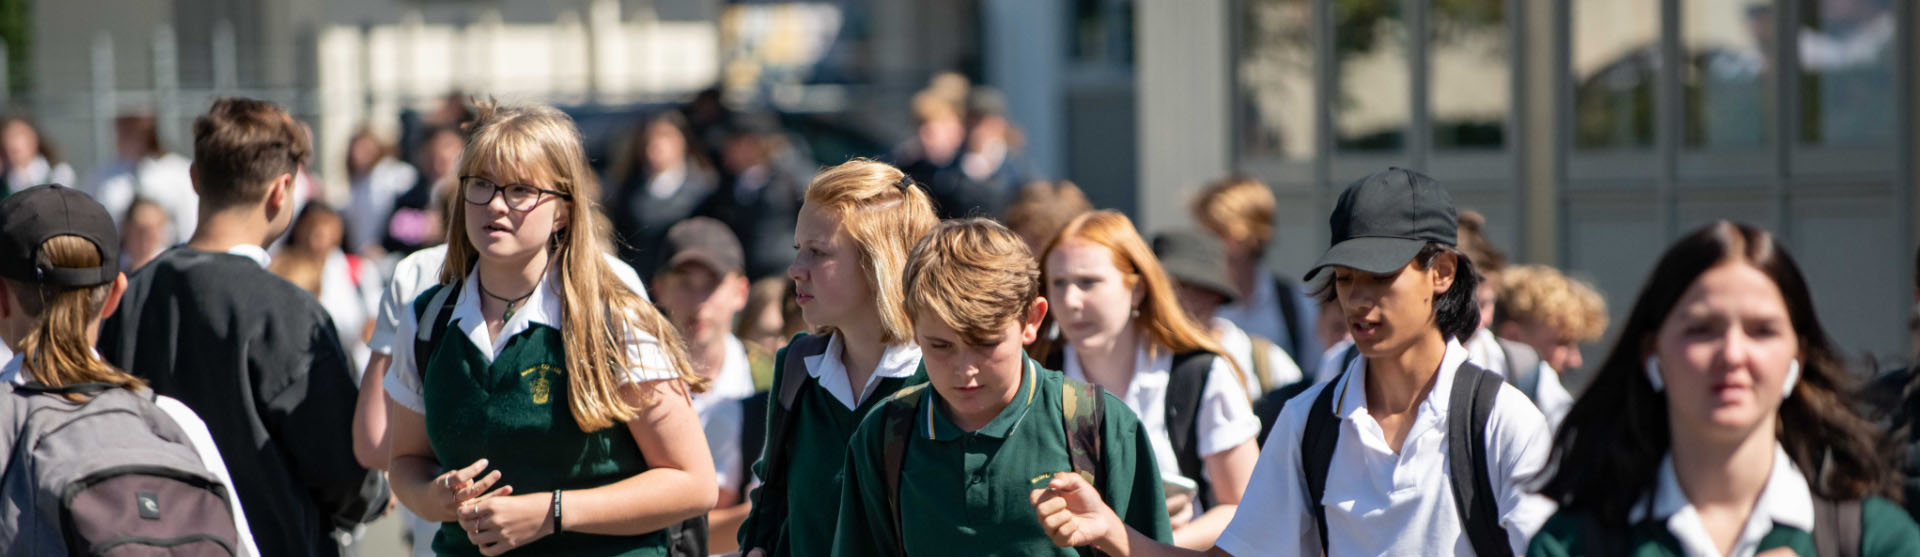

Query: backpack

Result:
[413,284,709,557]
[1494,337,1543,402]
[1300,362,1507,556]
[1043,348,1220,508]
[735,332,834,552]
[0,382,240,556]
[736,391,770,498]
[877,374,1107,555]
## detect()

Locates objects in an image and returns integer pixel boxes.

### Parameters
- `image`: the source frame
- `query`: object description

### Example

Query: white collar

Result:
[1633,444,1814,556]
[450,267,565,362]
[226,244,271,268]
[1061,338,1173,396]
[1333,338,1472,421]
[802,332,922,408]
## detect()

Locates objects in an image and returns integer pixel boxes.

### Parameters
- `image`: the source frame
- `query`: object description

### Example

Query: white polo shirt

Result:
[1464,328,1576,431]
[1061,341,1261,499]
[1635,444,1812,557]
[1215,338,1556,556]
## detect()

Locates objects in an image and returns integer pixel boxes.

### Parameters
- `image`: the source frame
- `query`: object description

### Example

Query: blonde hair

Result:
[1003,180,1093,249]
[1190,176,1276,255]
[802,159,940,345]
[737,276,804,343]
[7,235,142,399]
[267,253,324,295]
[1496,264,1609,342]
[1034,210,1246,386]
[903,219,1040,345]
[442,100,705,432]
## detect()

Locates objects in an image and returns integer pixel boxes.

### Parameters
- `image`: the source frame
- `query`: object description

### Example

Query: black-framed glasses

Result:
[460,176,571,212]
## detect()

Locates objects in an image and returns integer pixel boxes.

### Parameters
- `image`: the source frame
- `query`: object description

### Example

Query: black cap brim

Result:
[1303,236,1428,282]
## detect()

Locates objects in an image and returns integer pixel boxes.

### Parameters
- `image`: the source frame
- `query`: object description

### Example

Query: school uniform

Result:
[385,270,681,557]
[1463,328,1575,430]
[1214,338,1556,556]
[1214,267,1319,368]
[832,357,1173,556]
[1528,444,1920,557]
[735,333,925,557]
[695,335,761,497]
[1060,341,1261,514]
[1213,316,1305,396]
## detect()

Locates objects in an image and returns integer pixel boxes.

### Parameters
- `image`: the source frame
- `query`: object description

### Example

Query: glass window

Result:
[1571,0,1660,150]
[1798,0,1896,146]
[1237,0,1316,160]
[1333,0,1408,152]
[1683,0,1776,149]
[1430,0,1509,150]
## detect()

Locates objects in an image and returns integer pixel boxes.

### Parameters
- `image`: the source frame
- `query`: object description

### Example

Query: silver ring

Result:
[443,476,454,490]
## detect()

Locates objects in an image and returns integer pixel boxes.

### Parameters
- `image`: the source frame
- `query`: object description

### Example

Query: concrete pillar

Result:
[1134,0,1231,232]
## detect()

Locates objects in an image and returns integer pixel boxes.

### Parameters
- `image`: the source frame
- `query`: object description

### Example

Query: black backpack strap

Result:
[1273,275,1306,361]
[1300,369,1346,555]
[880,384,929,556]
[412,283,459,379]
[1446,362,1510,557]
[1165,350,1217,509]
[741,332,831,550]
[1059,374,1106,489]
[736,392,770,496]
[1813,497,1862,557]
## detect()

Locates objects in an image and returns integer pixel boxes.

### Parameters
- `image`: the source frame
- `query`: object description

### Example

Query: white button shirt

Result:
[804,332,922,410]
[1061,342,1261,494]
[1634,444,1814,557]
[1215,338,1556,556]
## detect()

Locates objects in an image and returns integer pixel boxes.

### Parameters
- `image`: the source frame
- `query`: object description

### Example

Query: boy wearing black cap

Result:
[651,216,763,553]
[98,98,388,556]
[1031,168,1553,556]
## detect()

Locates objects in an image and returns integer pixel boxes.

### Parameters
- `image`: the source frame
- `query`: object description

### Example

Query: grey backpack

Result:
[0,381,240,556]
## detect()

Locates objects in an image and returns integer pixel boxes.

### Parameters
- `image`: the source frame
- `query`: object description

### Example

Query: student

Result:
[1033,211,1259,549]
[384,101,716,555]
[834,218,1172,555]
[0,185,255,556]
[736,159,938,557]
[0,113,75,195]
[1032,168,1555,556]
[1152,228,1304,399]
[1191,176,1319,372]
[737,275,803,389]
[1002,180,1094,257]
[650,217,760,553]
[351,237,647,557]
[343,127,418,258]
[99,98,388,557]
[1530,221,1920,556]
[1490,264,1606,429]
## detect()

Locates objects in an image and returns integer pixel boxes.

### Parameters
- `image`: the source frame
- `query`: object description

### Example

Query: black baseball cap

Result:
[659,217,745,277]
[0,184,121,287]
[1303,168,1456,282]
[1151,229,1238,303]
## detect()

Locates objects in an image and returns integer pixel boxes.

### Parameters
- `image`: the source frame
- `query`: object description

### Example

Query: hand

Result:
[1164,490,1193,527]
[459,489,549,556]
[432,459,503,519]
[1029,472,1123,552]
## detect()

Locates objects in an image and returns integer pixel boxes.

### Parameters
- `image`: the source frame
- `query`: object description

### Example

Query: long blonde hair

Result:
[1033,210,1246,386]
[9,235,142,398]
[441,100,706,432]
[802,159,939,345]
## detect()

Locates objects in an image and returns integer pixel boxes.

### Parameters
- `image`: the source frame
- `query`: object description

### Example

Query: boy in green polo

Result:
[832,218,1171,556]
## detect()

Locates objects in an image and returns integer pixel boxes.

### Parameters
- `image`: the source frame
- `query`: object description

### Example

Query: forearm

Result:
[707,500,752,554]
[1171,505,1236,550]
[1099,526,1212,557]
[352,353,393,470]
[561,466,718,536]
[390,455,455,522]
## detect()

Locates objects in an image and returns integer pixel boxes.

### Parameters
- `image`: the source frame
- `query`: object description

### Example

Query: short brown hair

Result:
[1191,176,1276,254]
[191,98,311,209]
[904,218,1039,344]
[1494,264,1608,341]
[1455,210,1507,276]
[1003,180,1092,250]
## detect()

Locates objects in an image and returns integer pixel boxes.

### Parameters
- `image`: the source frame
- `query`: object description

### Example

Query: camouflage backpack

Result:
[880,372,1106,555]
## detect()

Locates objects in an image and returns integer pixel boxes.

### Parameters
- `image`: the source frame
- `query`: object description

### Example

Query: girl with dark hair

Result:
[1029,168,1555,556]
[1529,221,1920,556]
[605,110,719,280]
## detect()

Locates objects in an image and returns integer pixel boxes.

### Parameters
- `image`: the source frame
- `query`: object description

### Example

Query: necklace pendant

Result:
[504,304,517,322]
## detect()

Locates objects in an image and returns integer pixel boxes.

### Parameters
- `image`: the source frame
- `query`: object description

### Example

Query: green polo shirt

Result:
[1528,497,1920,556]
[832,360,1173,556]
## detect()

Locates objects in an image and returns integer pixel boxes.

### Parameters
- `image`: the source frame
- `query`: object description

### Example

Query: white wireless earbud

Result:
[1781,359,1801,400]
[1644,356,1664,392]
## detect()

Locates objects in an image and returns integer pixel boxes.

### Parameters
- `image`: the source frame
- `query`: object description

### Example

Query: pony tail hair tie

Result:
[894,175,916,193]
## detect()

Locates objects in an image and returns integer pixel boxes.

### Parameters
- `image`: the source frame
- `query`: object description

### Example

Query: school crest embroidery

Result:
[521,364,562,405]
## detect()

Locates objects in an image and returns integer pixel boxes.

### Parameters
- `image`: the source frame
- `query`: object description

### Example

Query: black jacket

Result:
[100,247,388,557]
